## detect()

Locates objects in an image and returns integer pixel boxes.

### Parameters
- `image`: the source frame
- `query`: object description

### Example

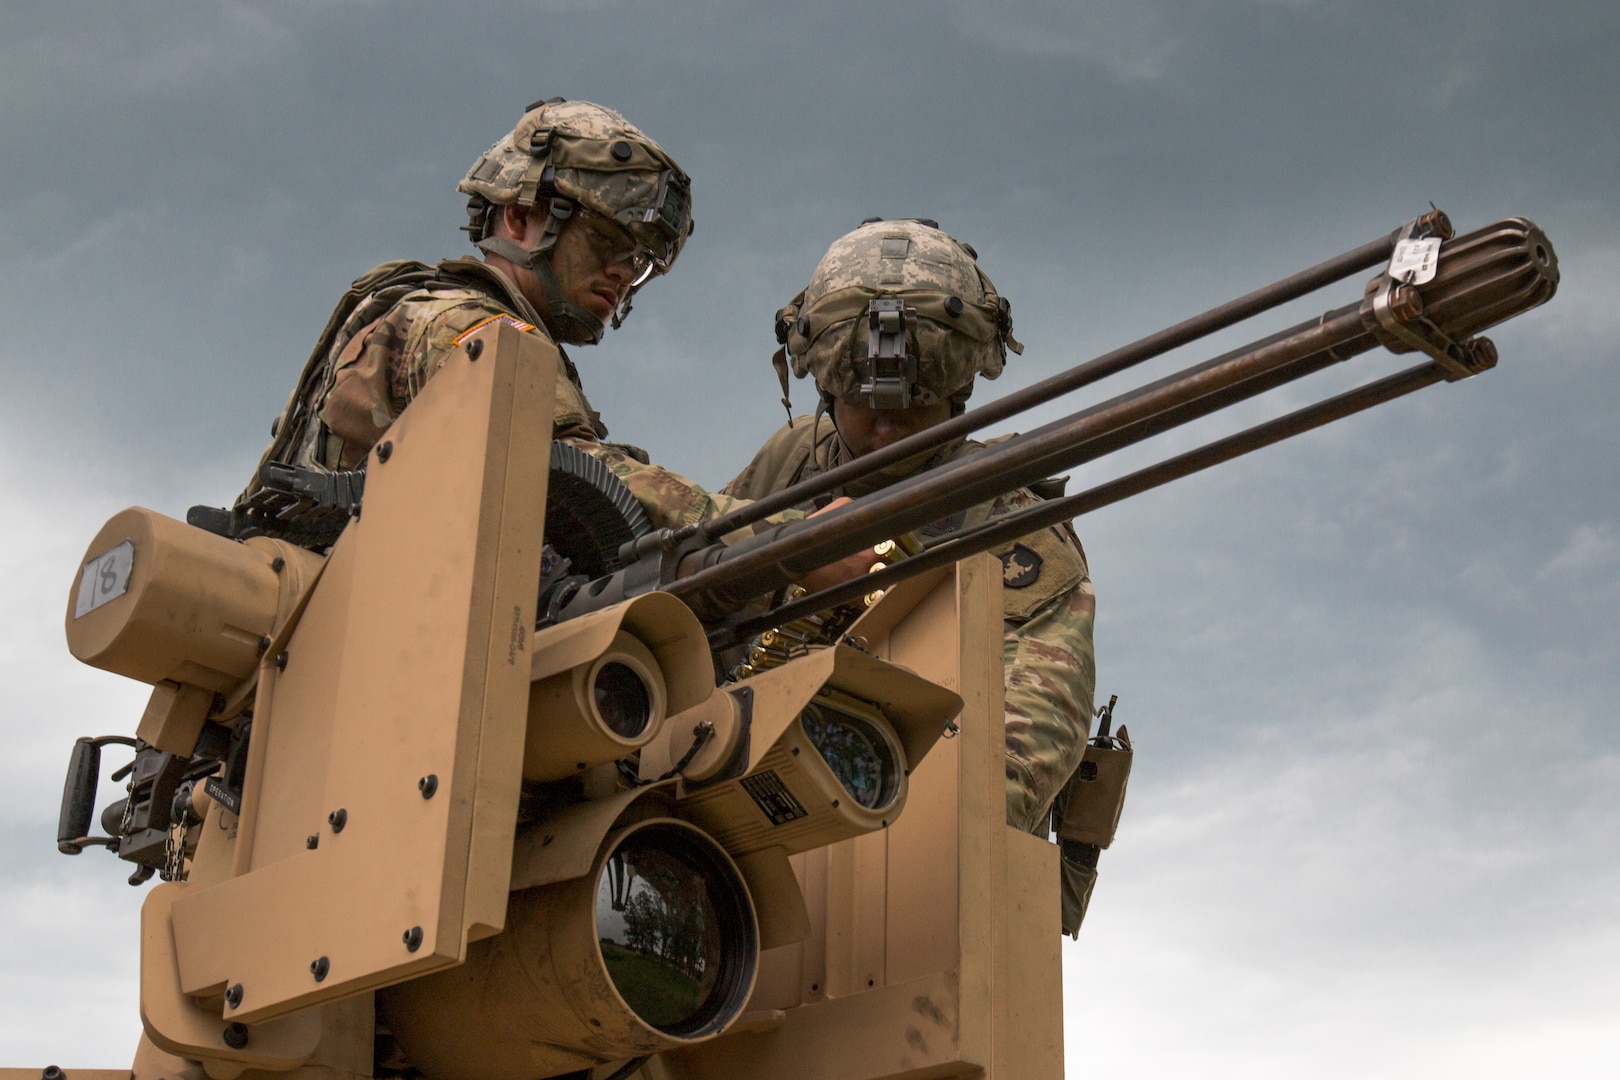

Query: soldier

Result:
[248,97,869,590]
[725,218,1099,890]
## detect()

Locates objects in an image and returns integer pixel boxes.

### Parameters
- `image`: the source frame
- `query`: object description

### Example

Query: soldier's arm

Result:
[1002,569,1097,834]
[316,299,523,469]
[980,491,1097,835]
[560,435,773,535]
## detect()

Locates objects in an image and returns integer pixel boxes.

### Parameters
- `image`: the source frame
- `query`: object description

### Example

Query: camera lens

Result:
[593,660,652,739]
[799,702,901,811]
[594,823,756,1038]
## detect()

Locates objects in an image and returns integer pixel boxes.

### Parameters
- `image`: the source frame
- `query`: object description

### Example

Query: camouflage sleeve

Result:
[1002,564,1097,835]
[559,436,800,538]
[316,297,526,469]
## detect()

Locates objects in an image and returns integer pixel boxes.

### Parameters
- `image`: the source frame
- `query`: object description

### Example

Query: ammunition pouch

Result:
[1053,724,1132,937]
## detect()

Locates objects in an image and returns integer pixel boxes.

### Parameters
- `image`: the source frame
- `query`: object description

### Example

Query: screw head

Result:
[275,651,289,671]
[310,956,330,982]
[465,338,484,361]
[270,556,286,573]
[305,833,319,850]
[418,774,439,799]
[376,440,393,463]
[328,808,347,833]
[403,926,424,952]
[225,983,244,1008]
[42,1068,65,1080]
[223,1021,250,1049]
[944,295,964,317]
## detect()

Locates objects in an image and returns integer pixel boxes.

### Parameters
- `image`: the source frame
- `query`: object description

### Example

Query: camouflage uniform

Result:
[750,217,1097,835]
[247,99,753,535]
[261,257,750,532]
[725,413,1097,834]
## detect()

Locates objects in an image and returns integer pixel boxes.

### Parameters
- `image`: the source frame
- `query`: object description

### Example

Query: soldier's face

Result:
[832,398,953,458]
[500,204,636,328]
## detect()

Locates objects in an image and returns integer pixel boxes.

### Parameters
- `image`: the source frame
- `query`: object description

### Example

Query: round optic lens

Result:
[799,703,900,811]
[594,661,652,739]
[595,825,755,1037]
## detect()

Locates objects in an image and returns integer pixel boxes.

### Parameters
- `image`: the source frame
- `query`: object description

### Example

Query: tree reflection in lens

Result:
[799,702,899,811]
[594,660,652,739]
[595,828,729,1035]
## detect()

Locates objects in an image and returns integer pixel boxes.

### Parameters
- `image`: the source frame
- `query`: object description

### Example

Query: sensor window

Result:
[594,824,755,1038]
[593,660,653,739]
[800,702,901,812]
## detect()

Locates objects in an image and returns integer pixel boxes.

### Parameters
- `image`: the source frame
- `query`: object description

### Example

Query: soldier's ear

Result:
[497,202,534,241]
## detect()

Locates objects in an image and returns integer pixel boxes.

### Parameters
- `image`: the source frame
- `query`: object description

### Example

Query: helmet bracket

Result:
[858,299,918,409]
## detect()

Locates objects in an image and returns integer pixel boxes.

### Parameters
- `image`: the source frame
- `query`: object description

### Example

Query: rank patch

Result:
[454,313,535,344]
[998,544,1043,588]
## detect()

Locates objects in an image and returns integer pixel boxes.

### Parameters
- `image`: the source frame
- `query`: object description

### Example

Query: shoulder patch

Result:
[454,313,535,344]
[998,544,1043,588]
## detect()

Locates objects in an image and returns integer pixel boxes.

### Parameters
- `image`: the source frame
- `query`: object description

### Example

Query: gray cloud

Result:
[2,1,1616,1071]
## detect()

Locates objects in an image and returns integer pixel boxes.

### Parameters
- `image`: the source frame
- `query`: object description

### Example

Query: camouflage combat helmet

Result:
[459,97,694,345]
[773,218,1022,417]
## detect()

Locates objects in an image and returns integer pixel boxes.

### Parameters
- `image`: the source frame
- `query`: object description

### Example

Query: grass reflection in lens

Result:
[594,660,652,739]
[595,825,754,1038]
[799,702,900,811]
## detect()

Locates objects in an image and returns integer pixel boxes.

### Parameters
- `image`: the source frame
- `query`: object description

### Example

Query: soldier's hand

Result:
[793,497,881,595]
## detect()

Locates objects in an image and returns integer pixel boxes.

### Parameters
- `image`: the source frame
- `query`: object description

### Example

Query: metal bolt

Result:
[418,775,438,799]
[610,140,632,162]
[465,338,484,361]
[225,983,244,1009]
[403,926,423,953]
[223,1021,249,1049]
[310,956,330,982]
[944,295,964,317]
[1466,336,1499,373]
[328,808,347,833]
[270,556,286,573]
[257,635,271,654]
[42,1068,65,1080]
[1387,283,1424,323]
[305,833,319,850]
[275,651,289,671]
[376,441,393,464]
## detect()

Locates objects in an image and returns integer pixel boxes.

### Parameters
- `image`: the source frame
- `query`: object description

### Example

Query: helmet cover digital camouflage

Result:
[776,219,1022,409]
[459,99,694,275]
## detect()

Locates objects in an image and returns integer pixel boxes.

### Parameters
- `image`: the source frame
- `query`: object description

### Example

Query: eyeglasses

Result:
[572,206,659,287]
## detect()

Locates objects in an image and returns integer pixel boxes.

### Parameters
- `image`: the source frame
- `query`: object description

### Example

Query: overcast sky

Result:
[3,2,1616,1075]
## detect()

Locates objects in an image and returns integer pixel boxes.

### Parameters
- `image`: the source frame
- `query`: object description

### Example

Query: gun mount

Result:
[30,208,1557,1080]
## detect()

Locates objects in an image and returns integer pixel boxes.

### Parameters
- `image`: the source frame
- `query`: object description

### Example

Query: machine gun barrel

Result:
[556,214,1557,629]
[694,211,1448,543]
[717,360,1451,645]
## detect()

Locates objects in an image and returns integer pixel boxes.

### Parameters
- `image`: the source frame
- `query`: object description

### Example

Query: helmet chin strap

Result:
[474,202,608,346]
